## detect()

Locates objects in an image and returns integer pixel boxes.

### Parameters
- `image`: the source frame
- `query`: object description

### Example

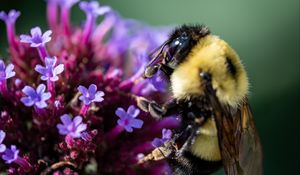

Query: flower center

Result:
[32,35,43,44]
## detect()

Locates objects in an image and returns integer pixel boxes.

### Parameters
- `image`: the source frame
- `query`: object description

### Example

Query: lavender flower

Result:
[79,1,111,44]
[0,1,174,174]
[78,84,104,105]
[0,130,6,153]
[79,1,111,17]
[56,114,87,138]
[20,27,52,47]
[0,59,16,81]
[2,145,19,164]
[151,128,172,148]
[0,10,20,49]
[35,56,64,82]
[0,10,20,23]
[115,105,144,132]
[21,84,51,109]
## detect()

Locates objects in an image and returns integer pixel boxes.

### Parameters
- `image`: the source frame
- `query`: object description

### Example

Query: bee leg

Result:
[136,97,178,119]
[176,125,199,157]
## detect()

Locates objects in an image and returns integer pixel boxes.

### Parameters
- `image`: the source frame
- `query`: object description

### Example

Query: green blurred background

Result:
[0,0,299,174]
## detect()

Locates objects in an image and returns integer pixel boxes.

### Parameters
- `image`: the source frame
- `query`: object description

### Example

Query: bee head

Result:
[144,25,210,78]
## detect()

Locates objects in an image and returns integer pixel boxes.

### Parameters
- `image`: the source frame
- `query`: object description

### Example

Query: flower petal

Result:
[22,86,36,96]
[56,124,69,135]
[36,84,46,95]
[45,56,56,67]
[34,64,48,75]
[151,138,163,148]
[0,144,6,153]
[130,118,143,129]
[53,64,64,75]
[0,60,5,71]
[76,123,87,133]
[94,91,104,102]
[88,84,97,94]
[73,116,83,127]
[78,85,88,95]
[19,35,32,43]
[41,92,51,101]
[35,101,47,109]
[115,108,126,119]
[21,97,35,107]
[0,130,6,143]
[60,114,72,125]
[30,26,42,36]
[128,105,140,118]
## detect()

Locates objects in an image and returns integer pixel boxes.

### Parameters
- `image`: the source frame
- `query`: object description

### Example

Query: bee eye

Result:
[165,34,190,67]
[168,35,189,57]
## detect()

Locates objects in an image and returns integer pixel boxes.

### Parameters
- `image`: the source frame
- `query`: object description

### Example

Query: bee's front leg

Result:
[136,96,178,119]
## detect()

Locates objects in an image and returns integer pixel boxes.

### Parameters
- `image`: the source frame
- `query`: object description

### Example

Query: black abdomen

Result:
[168,151,222,175]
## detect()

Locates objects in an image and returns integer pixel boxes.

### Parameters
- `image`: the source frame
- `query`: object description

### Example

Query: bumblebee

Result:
[137,25,263,175]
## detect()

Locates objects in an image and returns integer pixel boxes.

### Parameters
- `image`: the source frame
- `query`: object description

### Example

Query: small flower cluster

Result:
[0,0,178,174]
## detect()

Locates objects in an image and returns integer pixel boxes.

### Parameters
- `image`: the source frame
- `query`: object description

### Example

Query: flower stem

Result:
[6,22,18,50]
[15,157,32,172]
[47,0,58,31]
[0,81,10,100]
[34,106,46,118]
[80,104,89,116]
[82,14,94,45]
[37,46,48,61]
[47,80,55,99]
[105,125,124,142]
[61,6,71,36]
[93,14,115,44]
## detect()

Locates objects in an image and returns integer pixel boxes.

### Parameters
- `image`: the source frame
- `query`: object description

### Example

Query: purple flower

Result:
[56,114,87,138]
[0,130,6,153]
[21,84,51,109]
[2,145,19,164]
[0,10,20,23]
[20,27,52,47]
[151,128,172,148]
[35,56,64,82]
[78,84,105,105]
[79,1,111,17]
[115,105,144,132]
[0,59,16,81]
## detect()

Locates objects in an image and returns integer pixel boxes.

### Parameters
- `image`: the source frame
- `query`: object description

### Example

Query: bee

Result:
[136,25,263,175]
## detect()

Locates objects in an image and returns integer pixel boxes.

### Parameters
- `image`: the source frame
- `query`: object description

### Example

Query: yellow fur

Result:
[190,118,222,161]
[170,35,249,108]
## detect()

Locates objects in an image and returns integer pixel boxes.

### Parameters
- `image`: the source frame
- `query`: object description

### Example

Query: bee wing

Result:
[212,98,263,175]
[236,100,263,175]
